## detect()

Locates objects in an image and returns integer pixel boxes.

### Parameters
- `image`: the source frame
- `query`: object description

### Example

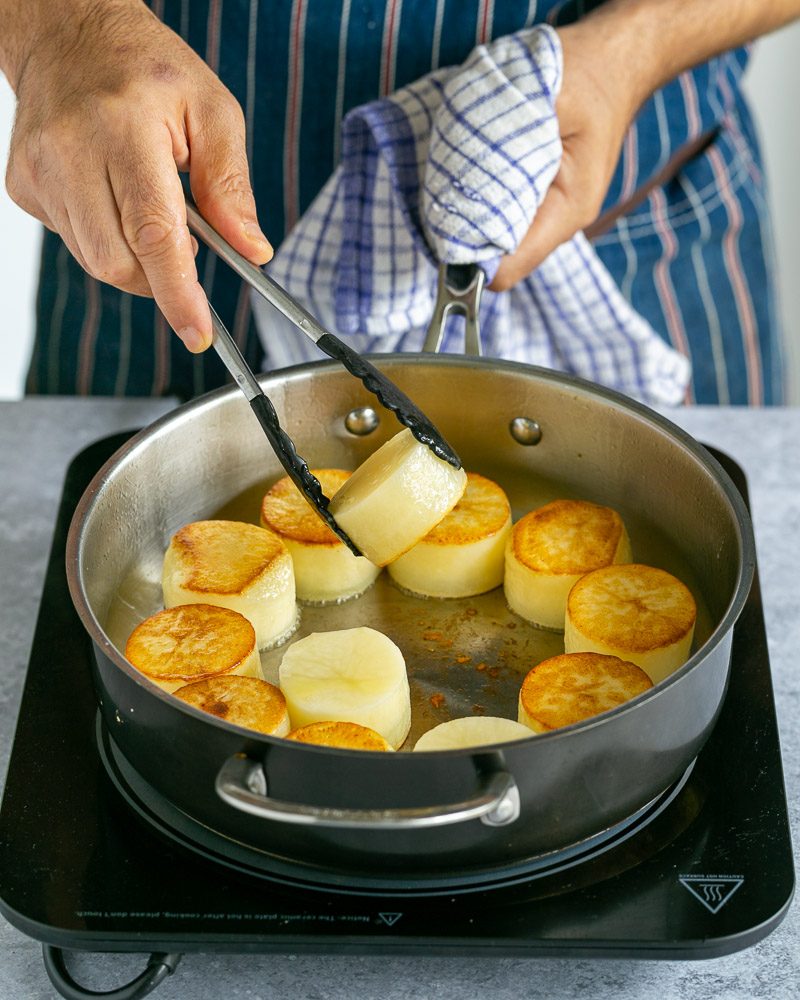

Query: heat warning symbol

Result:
[679,875,744,913]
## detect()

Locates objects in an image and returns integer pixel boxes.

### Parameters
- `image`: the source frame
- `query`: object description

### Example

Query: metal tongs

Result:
[185,200,461,557]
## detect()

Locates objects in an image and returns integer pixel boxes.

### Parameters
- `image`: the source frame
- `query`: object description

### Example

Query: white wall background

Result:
[1,22,799,401]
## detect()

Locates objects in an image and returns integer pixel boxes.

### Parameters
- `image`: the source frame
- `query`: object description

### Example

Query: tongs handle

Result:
[208,305,362,556]
[186,201,326,347]
[208,303,262,401]
[186,197,461,469]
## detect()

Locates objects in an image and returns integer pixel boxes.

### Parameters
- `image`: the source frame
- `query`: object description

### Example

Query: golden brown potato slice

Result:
[125,604,261,693]
[518,651,653,732]
[174,675,290,736]
[504,499,632,630]
[162,519,297,649]
[565,563,697,683]
[287,720,393,751]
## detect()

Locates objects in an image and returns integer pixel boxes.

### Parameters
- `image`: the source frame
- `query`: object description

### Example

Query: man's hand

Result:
[3,0,272,351]
[491,16,649,291]
[491,0,800,292]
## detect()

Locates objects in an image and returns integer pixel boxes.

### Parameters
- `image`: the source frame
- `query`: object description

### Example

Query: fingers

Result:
[490,184,581,291]
[10,116,235,353]
[12,177,91,274]
[60,173,151,296]
[9,136,206,350]
[489,146,606,293]
[110,131,212,352]
[187,95,273,266]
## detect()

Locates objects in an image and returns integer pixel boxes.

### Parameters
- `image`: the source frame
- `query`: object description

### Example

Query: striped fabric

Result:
[26,0,784,405]
[256,25,690,406]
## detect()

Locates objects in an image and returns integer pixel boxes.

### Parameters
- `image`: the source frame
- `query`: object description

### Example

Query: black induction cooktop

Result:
[0,434,794,998]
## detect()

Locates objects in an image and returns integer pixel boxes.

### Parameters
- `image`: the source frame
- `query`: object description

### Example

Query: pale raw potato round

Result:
[388,472,512,598]
[260,469,381,603]
[278,627,411,749]
[173,675,290,736]
[125,604,262,694]
[414,716,532,752]
[504,499,632,630]
[162,520,297,650]
[564,564,697,684]
[518,651,653,733]
[327,428,468,567]
[287,720,393,751]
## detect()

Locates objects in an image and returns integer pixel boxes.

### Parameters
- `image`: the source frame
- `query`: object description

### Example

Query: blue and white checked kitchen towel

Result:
[253,25,691,406]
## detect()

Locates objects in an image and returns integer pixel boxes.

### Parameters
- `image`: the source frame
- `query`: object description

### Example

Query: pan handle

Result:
[423,263,485,356]
[215,753,520,829]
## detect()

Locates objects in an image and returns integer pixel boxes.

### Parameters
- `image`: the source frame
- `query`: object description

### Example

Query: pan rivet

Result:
[345,406,380,436]
[509,417,542,446]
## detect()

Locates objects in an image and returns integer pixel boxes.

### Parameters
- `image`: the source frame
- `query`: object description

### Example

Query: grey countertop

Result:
[0,397,798,1000]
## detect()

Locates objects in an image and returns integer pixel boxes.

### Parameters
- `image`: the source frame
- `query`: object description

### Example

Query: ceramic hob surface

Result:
[0,435,794,960]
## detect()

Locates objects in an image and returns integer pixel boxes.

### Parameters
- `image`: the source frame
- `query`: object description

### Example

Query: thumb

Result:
[188,97,273,266]
[490,182,583,291]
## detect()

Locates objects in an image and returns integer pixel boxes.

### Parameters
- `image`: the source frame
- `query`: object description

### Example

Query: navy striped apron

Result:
[26,0,785,404]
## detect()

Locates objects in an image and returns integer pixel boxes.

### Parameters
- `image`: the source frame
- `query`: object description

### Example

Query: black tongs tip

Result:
[249,395,363,558]
[315,332,461,470]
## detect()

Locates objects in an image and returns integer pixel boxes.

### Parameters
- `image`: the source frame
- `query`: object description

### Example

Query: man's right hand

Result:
[2,0,272,352]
